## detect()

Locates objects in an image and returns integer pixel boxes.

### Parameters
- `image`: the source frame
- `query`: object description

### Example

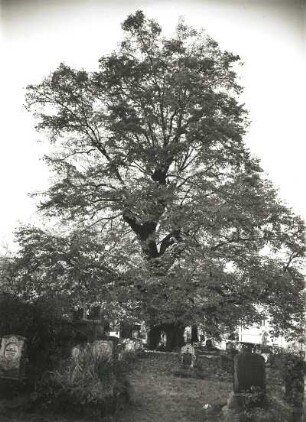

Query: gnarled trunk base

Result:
[147,325,162,350]
[163,322,185,351]
[147,322,185,351]
[191,325,199,343]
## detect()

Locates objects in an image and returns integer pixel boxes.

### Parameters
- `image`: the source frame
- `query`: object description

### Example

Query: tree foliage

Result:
[20,11,305,340]
[2,225,140,320]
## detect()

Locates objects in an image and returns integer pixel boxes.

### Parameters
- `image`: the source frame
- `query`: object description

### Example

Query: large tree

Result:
[23,11,305,349]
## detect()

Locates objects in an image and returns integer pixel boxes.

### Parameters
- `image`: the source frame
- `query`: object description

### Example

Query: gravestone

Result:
[0,335,27,380]
[181,343,196,368]
[124,339,136,352]
[124,338,143,352]
[223,352,293,422]
[226,342,238,359]
[234,352,266,393]
[92,340,114,361]
[221,353,234,374]
[228,352,266,409]
[71,344,83,360]
[133,338,143,351]
[226,341,233,351]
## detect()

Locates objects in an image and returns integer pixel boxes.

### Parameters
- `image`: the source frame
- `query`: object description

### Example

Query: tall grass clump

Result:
[33,343,131,418]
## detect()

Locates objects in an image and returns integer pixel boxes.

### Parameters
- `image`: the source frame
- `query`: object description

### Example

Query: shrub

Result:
[0,294,75,380]
[222,394,293,422]
[33,343,131,418]
[0,293,34,338]
[267,350,305,409]
[280,353,305,407]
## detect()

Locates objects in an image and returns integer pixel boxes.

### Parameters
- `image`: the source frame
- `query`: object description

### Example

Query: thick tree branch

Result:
[159,229,182,256]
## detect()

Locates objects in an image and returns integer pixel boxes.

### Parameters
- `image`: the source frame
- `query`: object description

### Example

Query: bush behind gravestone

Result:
[32,343,132,418]
[269,350,305,406]
[280,352,305,408]
[0,293,75,381]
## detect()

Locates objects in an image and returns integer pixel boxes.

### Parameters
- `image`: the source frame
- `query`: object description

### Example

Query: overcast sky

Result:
[0,0,305,250]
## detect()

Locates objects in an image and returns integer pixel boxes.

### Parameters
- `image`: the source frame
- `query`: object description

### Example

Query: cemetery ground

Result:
[0,351,290,422]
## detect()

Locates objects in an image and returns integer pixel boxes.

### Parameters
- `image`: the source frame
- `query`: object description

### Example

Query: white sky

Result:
[0,0,305,250]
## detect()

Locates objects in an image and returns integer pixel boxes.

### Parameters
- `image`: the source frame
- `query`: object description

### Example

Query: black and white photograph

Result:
[0,1,305,421]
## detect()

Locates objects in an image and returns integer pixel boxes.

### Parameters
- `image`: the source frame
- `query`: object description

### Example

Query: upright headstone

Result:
[221,343,237,373]
[205,339,219,352]
[223,352,293,422]
[124,339,134,352]
[92,340,114,361]
[181,343,196,368]
[71,344,82,360]
[234,352,266,394]
[226,341,233,351]
[0,335,27,380]
[226,342,238,358]
[134,338,143,351]
[222,352,266,420]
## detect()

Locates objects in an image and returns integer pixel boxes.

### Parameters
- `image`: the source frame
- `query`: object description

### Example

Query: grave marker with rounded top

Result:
[0,335,27,380]
[234,352,266,393]
[92,339,114,361]
[181,343,196,368]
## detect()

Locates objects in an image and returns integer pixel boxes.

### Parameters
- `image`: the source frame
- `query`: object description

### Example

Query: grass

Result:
[0,353,286,422]
[111,356,232,422]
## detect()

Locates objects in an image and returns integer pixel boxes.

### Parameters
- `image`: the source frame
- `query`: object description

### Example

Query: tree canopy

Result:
[15,10,305,344]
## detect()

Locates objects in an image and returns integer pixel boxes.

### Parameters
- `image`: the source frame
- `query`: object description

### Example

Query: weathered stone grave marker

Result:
[181,343,196,368]
[124,338,143,352]
[0,335,27,380]
[133,338,143,351]
[220,344,237,374]
[234,352,266,395]
[221,350,299,421]
[223,351,266,415]
[124,339,136,352]
[92,339,114,361]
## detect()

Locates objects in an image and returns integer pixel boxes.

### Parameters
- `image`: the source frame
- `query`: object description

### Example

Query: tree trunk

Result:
[191,325,199,343]
[120,322,133,339]
[163,322,185,351]
[124,215,185,352]
[147,325,162,350]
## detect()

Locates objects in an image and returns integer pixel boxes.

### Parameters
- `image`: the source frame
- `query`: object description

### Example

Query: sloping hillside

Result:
[111,352,232,422]
[0,352,232,422]
[4,351,290,422]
